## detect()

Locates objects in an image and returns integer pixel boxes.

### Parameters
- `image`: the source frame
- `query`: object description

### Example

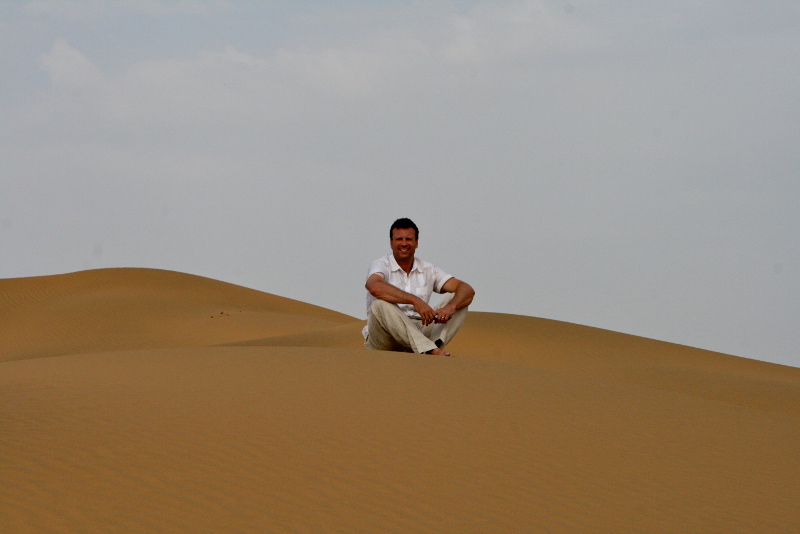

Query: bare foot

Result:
[426,348,452,357]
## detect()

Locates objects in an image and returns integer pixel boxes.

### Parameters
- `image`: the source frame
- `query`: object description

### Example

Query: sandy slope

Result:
[1,268,799,533]
[0,268,356,362]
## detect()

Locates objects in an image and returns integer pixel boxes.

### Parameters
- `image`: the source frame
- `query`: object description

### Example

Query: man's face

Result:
[390,227,418,263]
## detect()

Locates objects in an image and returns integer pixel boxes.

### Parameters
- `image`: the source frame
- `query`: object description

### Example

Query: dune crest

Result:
[0,267,358,361]
[2,268,798,533]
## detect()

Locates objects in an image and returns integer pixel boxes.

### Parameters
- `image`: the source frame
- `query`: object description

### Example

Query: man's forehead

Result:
[391,228,416,239]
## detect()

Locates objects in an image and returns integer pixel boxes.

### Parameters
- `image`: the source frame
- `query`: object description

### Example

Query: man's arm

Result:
[365,273,438,325]
[433,278,475,324]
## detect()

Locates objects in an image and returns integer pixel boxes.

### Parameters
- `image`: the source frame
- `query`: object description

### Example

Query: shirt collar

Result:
[388,253,420,273]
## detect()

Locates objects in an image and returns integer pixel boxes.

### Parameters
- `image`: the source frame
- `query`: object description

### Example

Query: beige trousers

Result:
[364,293,468,353]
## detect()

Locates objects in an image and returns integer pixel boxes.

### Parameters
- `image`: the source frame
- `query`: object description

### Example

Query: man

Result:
[363,218,475,357]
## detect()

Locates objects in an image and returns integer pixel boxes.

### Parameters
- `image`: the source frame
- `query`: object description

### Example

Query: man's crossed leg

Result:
[364,293,467,356]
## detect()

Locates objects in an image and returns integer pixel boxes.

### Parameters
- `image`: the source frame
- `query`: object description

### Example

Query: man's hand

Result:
[434,304,456,324]
[414,299,438,326]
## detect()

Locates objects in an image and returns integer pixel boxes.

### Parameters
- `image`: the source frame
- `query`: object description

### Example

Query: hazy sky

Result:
[1,1,798,367]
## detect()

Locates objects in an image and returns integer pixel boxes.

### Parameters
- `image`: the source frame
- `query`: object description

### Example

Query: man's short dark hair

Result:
[390,218,419,240]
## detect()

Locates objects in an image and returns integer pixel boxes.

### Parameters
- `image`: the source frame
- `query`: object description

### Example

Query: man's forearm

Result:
[447,281,475,311]
[368,280,421,306]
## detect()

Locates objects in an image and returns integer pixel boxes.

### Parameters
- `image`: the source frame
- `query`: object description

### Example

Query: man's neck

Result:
[393,254,414,275]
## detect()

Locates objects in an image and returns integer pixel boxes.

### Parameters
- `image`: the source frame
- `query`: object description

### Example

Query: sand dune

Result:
[2,268,799,533]
[0,268,356,362]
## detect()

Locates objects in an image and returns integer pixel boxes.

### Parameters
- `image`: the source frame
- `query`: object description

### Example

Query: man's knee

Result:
[368,300,403,338]
[437,292,455,307]
[370,299,403,320]
[369,299,386,314]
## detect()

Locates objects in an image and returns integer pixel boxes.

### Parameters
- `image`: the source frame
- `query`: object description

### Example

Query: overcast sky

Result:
[1,1,798,367]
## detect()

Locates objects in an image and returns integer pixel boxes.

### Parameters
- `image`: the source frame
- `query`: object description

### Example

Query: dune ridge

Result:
[2,268,799,533]
[0,268,357,362]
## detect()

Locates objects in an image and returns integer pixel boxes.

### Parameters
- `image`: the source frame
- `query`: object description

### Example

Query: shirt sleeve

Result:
[432,265,454,293]
[367,257,389,281]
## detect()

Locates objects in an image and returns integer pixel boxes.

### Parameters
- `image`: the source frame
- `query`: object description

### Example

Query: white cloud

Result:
[272,46,385,97]
[438,0,606,63]
[40,39,105,89]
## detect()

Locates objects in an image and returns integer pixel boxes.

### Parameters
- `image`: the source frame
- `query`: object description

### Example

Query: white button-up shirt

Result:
[365,253,453,320]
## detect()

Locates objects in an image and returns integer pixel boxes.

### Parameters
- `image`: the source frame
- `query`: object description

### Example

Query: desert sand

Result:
[2,268,799,533]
